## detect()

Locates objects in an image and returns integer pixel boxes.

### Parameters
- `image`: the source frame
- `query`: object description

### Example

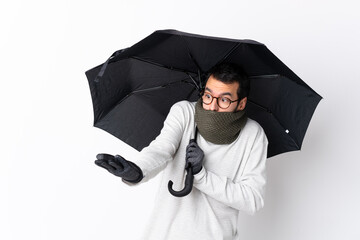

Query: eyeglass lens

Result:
[202,93,231,109]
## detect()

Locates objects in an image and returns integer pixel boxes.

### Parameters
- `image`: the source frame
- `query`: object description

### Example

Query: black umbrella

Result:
[85,29,322,196]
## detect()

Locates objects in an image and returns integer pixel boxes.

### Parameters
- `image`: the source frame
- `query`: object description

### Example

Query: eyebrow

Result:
[205,87,233,97]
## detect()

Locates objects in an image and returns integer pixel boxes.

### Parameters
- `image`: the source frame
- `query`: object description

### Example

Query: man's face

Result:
[202,75,247,112]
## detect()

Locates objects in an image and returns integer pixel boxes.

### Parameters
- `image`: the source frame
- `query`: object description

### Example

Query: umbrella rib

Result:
[247,99,269,112]
[130,55,201,91]
[130,56,197,75]
[247,99,300,149]
[177,33,204,73]
[131,78,195,94]
[212,42,242,67]
[248,74,280,79]
[116,78,197,106]
[186,72,200,91]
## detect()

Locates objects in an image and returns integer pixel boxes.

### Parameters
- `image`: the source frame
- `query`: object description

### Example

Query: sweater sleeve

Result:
[193,128,268,215]
[130,102,186,183]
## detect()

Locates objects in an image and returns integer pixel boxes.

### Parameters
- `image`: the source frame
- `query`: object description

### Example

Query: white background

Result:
[1,0,359,239]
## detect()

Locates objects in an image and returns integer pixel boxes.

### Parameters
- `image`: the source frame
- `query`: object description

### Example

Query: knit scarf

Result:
[194,99,247,144]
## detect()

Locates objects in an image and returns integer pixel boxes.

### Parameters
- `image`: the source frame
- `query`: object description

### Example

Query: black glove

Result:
[95,153,143,183]
[186,141,204,175]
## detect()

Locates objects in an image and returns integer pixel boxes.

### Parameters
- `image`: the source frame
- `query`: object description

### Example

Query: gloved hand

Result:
[186,140,204,175]
[95,153,143,183]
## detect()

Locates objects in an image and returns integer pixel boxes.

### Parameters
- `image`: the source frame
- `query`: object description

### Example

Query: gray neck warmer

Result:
[194,99,247,144]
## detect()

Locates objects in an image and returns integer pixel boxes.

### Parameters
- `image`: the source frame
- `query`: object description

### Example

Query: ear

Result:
[237,97,247,111]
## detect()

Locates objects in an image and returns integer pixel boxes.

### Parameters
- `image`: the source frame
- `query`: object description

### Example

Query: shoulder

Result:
[245,118,262,131]
[170,100,197,116]
[172,100,196,110]
[164,100,197,125]
[244,118,268,143]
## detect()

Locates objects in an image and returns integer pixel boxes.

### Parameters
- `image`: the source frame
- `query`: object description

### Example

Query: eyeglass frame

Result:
[201,91,240,109]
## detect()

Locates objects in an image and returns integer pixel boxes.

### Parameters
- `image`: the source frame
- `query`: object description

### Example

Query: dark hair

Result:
[205,63,250,100]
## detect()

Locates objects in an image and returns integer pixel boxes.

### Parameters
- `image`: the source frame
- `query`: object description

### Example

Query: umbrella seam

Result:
[113,78,198,107]
[177,33,204,73]
[213,42,242,67]
[131,56,197,75]
[246,100,301,150]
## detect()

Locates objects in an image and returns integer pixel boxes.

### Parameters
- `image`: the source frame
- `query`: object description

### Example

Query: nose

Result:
[209,99,219,111]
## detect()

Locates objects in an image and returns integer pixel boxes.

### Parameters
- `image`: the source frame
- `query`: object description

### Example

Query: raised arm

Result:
[132,102,187,183]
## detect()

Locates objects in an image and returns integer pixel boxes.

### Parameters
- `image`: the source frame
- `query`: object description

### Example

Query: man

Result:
[95,63,268,240]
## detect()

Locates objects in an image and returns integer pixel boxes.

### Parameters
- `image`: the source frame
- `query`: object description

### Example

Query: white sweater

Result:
[131,100,268,240]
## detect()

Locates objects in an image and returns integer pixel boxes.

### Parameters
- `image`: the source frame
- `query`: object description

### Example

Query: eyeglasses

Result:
[202,92,239,109]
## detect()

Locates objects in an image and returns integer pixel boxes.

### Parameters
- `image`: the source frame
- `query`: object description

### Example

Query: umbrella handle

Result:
[168,135,198,197]
[168,166,194,197]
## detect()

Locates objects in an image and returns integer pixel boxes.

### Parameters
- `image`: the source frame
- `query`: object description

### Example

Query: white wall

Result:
[1,0,359,239]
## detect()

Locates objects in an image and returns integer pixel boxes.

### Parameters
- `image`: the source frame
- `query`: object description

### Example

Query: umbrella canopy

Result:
[85,29,322,158]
